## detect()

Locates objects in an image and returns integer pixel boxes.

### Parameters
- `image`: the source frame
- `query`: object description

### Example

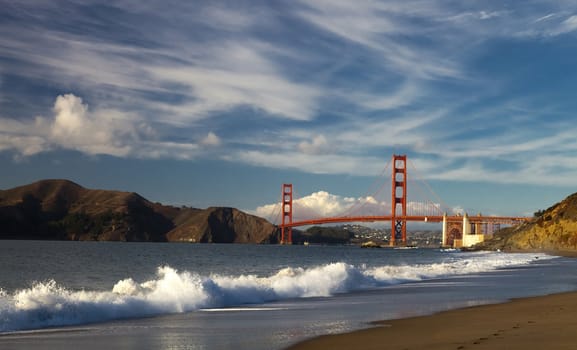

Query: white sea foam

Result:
[0,252,553,332]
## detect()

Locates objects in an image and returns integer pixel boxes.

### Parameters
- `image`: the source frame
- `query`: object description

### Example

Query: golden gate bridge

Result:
[274,155,530,248]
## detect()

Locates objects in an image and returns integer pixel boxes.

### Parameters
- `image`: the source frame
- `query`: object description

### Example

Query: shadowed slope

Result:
[0,180,277,243]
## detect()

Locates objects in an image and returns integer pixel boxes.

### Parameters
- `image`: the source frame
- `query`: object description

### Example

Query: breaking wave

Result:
[0,251,552,332]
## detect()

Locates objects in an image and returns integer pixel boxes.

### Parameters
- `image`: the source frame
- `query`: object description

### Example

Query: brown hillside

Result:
[166,207,277,243]
[0,179,278,243]
[0,180,174,241]
[0,179,148,216]
[477,192,577,251]
[0,179,84,214]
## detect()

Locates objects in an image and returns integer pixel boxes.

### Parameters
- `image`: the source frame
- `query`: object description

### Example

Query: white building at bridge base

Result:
[441,213,494,248]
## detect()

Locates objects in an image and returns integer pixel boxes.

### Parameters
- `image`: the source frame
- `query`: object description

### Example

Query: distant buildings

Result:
[343,224,442,247]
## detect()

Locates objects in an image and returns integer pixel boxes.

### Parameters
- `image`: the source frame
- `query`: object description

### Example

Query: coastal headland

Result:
[0,179,278,243]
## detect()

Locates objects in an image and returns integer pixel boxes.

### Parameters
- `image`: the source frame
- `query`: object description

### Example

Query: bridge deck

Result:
[282,215,530,228]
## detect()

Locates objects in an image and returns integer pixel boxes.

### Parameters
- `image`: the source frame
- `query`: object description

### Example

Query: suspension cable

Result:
[408,159,451,214]
[340,156,392,217]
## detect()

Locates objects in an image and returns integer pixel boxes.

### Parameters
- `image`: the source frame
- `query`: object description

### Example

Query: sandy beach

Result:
[287,290,577,350]
[288,250,577,350]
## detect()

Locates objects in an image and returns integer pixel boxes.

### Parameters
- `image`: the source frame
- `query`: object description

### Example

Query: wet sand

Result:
[287,286,577,350]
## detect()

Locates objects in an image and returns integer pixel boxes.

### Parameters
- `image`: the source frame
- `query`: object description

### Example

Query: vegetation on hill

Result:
[0,180,278,243]
[292,226,354,244]
[476,192,577,251]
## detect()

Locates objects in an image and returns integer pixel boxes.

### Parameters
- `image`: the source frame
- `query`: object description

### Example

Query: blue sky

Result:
[1,0,577,223]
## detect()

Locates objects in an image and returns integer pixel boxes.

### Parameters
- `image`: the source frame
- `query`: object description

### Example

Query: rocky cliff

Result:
[0,179,278,243]
[476,192,577,251]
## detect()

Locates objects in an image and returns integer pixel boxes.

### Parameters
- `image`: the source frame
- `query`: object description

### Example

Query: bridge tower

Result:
[281,183,293,244]
[391,154,407,246]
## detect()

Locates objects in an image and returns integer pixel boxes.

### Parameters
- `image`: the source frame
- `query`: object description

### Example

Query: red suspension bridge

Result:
[276,155,530,247]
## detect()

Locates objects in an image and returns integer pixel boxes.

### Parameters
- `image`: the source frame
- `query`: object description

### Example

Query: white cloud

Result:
[48,94,135,157]
[555,15,577,34]
[296,191,355,218]
[0,112,51,157]
[0,134,48,158]
[201,132,221,147]
[0,94,206,160]
[479,11,502,20]
[298,134,331,155]
[535,13,557,23]
[254,189,450,225]
[254,190,389,224]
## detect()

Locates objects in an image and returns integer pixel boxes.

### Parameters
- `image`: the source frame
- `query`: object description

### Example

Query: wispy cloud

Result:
[147,40,323,121]
[554,15,577,35]
[295,0,463,81]
[233,150,385,176]
[2,0,577,190]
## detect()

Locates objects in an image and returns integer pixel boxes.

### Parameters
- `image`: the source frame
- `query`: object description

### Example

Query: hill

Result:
[0,180,278,243]
[292,226,354,244]
[476,192,577,251]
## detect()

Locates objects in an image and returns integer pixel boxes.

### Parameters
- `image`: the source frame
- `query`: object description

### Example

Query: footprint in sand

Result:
[473,337,489,345]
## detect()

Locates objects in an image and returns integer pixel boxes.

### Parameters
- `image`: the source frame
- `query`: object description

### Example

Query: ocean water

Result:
[1,241,577,350]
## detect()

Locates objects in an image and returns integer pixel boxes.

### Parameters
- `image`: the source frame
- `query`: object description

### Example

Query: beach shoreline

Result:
[287,250,577,350]
[287,291,577,350]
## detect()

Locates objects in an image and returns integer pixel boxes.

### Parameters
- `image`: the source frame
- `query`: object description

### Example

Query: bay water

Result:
[1,241,577,349]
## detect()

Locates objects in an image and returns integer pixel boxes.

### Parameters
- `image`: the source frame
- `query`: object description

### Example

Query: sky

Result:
[2,0,577,225]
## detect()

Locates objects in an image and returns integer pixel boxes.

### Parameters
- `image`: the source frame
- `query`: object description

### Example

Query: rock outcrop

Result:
[0,179,278,243]
[476,192,577,251]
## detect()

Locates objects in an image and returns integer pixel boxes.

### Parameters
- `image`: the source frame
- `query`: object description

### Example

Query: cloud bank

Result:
[254,190,448,225]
